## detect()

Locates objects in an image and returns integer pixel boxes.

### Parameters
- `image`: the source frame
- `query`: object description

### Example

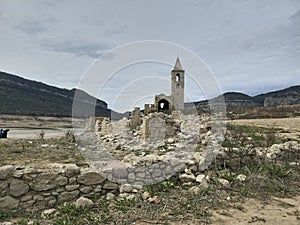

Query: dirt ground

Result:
[229,117,300,141]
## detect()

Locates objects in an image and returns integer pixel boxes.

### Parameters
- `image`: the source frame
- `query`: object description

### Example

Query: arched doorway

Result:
[158,99,170,113]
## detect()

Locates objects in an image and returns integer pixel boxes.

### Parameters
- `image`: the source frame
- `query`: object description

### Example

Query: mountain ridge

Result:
[0,71,299,117]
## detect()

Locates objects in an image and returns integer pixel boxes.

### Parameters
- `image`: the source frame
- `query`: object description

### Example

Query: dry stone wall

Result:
[0,164,119,212]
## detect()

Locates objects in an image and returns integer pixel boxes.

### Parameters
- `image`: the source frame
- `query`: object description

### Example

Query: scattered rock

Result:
[218,178,230,187]
[75,196,93,208]
[106,193,115,200]
[0,222,14,225]
[41,208,57,218]
[167,138,175,143]
[148,195,161,204]
[120,184,133,193]
[196,174,206,184]
[179,173,196,183]
[142,191,151,200]
[189,186,201,195]
[236,174,247,182]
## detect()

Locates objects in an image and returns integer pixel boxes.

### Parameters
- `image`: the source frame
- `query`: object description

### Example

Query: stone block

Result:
[0,165,15,180]
[58,190,79,203]
[9,179,29,197]
[65,164,81,178]
[77,172,106,185]
[103,182,118,190]
[65,184,80,191]
[0,196,19,210]
[30,174,68,191]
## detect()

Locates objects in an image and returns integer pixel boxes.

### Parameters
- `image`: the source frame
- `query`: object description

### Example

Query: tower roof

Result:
[174,57,183,70]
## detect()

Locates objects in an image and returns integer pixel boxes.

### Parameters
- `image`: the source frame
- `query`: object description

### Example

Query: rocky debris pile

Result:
[265,141,299,160]
[83,112,226,184]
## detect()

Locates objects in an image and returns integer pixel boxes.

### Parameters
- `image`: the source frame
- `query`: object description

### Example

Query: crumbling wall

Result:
[0,164,120,212]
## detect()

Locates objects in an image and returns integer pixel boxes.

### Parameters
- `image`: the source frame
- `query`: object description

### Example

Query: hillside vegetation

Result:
[0,71,110,117]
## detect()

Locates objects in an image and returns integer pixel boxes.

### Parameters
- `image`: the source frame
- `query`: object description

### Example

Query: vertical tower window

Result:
[176,73,180,82]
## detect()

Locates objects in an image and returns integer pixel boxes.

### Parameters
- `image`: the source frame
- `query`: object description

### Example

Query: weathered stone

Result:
[167,138,175,143]
[128,173,136,181]
[43,196,57,208]
[80,186,93,194]
[0,222,13,225]
[0,196,19,209]
[148,195,160,204]
[69,177,77,184]
[152,169,162,177]
[58,190,79,203]
[142,191,151,200]
[0,180,9,190]
[94,185,102,193]
[103,182,119,190]
[75,196,93,208]
[9,179,29,197]
[20,195,33,202]
[42,208,57,219]
[20,200,35,209]
[48,199,57,208]
[56,187,65,192]
[33,195,44,201]
[179,173,196,183]
[218,178,230,187]
[77,172,106,185]
[120,184,133,193]
[195,174,206,184]
[143,154,159,166]
[65,164,81,178]
[0,165,15,180]
[112,166,128,179]
[106,193,115,200]
[192,152,204,164]
[65,184,80,191]
[13,169,24,178]
[236,174,247,182]
[188,186,201,195]
[30,174,68,191]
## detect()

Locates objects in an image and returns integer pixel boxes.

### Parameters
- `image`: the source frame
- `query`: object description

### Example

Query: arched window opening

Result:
[176,73,180,82]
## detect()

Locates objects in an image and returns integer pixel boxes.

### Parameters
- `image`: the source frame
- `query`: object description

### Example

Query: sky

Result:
[0,0,299,112]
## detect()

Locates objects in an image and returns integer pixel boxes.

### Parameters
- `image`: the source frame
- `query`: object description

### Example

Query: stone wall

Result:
[0,164,119,212]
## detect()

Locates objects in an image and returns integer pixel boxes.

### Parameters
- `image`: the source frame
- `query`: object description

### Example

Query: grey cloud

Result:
[41,40,112,58]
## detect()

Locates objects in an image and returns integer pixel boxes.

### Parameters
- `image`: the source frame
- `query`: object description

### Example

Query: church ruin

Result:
[144,57,185,115]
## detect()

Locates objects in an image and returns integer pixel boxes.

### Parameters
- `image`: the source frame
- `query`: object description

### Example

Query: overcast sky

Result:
[0,0,299,111]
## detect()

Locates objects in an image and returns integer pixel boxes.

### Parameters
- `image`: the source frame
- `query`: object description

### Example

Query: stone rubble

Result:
[1,108,298,215]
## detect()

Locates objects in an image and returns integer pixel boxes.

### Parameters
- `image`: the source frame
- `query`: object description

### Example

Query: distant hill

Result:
[191,85,300,110]
[0,71,111,117]
[1,71,299,118]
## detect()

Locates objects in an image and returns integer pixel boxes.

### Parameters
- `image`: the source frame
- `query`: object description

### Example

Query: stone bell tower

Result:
[171,57,184,111]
